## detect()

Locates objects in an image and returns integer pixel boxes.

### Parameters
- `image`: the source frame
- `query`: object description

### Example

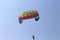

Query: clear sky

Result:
[0,0,60,40]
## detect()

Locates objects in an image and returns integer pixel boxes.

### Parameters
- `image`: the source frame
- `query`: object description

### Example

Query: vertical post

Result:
[32,35,35,40]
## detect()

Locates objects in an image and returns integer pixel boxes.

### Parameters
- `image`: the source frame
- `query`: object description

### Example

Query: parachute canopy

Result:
[18,10,39,24]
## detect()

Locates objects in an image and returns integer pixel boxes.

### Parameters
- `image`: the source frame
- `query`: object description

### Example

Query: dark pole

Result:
[32,35,35,40]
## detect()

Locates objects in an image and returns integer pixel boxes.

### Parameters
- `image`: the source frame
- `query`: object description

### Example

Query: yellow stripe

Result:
[20,13,24,17]
[23,12,27,16]
[19,10,37,17]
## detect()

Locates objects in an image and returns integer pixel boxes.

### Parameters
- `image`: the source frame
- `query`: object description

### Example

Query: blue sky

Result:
[0,0,60,40]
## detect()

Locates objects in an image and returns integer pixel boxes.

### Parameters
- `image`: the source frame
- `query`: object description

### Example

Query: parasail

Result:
[18,10,40,24]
